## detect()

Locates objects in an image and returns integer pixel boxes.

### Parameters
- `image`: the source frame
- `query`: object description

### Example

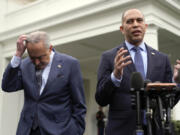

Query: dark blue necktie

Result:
[133,47,145,79]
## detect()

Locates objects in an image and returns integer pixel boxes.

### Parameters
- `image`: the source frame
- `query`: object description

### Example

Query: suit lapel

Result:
[41,52,63,96]
[27,60,40,97]
[121,43,136,74]
[146,45,156,80]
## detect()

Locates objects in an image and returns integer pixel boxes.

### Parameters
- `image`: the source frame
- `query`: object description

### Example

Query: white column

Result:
[82,71,98,135]
[173,100,180,120]
[0,43,4,135]
[0,43,24,135]
[0,0,7,31]
[144,24,159,50]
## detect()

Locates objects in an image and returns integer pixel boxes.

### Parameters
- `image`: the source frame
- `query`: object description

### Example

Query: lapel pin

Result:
[57,64,62,68]
[151,52,155,55]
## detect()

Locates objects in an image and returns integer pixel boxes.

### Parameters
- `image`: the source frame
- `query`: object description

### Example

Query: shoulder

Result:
[102,43,124,57]
[146,44,169,58]
[55,51,79,64]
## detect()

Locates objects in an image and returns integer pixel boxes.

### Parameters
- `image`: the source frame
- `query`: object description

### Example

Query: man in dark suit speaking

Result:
[95,8,179,135]
[2,31,86,135]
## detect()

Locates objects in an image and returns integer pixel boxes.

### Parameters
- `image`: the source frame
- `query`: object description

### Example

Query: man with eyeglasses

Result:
[2,31,86,135]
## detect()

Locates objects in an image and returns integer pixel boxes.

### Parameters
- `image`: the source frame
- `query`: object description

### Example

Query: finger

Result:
[17,35,27,44]
[19,34,27,39]
[116,60,132,70]
[115,49,128,63]
[122,60,132,67]
[19,37,27,44]
[115,55,131,67]
[115,61,132,74]
[176,59,180,63]
[174,64,180,70]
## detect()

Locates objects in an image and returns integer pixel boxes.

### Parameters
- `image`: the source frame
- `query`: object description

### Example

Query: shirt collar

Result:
[46,50,55,68]
[125,40,146,52]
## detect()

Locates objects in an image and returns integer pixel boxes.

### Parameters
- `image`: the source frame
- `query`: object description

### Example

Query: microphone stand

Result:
[146,94,153,135]
[143,84,178,135]
[164,92,175,135]
[157,95,165,135]
[133,87,144,135]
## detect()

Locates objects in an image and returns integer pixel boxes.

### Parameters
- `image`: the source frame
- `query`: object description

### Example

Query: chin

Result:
[132,38,143,43]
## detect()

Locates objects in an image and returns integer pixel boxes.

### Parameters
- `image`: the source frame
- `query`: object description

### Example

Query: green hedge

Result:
[173,120,180,135]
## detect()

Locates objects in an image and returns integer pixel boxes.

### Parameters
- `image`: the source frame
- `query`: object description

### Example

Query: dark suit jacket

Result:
[95,42,173,135]
[2,51,86,135]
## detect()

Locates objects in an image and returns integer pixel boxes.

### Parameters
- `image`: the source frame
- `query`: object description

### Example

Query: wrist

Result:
[15,51,23,57]
[113,70,122,79]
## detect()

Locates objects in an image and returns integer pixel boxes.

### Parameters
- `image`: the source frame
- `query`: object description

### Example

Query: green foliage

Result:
[173,120,180,135]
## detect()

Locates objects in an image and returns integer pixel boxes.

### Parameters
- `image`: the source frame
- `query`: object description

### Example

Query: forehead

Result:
[27,41,45,49]
[123,9,144,21]
[27,41,47,56]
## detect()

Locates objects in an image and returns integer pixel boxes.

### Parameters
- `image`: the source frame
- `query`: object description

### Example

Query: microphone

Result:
[131,72,144,91]
[130,72,144,134]
[130,72,144,109]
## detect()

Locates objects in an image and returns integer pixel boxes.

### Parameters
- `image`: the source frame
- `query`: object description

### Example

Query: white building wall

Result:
[144,24,159,50]
[0,0,180,135]
[82,72,99,135]
[0,44,4,135]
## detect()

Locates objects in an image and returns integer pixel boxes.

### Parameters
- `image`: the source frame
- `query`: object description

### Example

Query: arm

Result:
[95,53,117,106]
[70,59,86,135]
[173,59,180,83]
[173,59,180,105]
[1,35,27,92]
[1,64,23,92]
[95,48,131,106]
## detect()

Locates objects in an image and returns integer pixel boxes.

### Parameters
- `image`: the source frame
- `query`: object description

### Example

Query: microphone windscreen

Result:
[130,72,144,90]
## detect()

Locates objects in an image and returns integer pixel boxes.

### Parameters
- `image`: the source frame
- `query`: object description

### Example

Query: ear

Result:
[144,24,148,32]
[145,24,148,29]
[49,45,53,52]
[120,26,124,34]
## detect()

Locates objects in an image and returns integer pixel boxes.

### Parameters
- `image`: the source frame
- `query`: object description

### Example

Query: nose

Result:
[34,58,40,66]
[133,20,138,27]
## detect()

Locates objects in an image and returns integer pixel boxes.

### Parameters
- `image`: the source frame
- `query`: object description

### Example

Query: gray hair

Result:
[26,31,50,48]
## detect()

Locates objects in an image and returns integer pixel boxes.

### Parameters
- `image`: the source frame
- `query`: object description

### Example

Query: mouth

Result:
[132,30,142,36]
[35,64,43,69]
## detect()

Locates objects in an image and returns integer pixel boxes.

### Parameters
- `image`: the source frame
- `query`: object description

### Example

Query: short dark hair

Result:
[121,9,145,24]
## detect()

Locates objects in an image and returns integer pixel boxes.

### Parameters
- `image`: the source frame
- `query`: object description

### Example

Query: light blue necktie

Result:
[133,47,145,79]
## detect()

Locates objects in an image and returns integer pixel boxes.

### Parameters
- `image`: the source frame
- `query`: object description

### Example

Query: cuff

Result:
[111,72,122,87]
[11,55,21,68]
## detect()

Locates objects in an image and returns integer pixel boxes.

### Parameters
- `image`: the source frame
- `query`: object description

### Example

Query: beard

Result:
[128,34,144,46]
